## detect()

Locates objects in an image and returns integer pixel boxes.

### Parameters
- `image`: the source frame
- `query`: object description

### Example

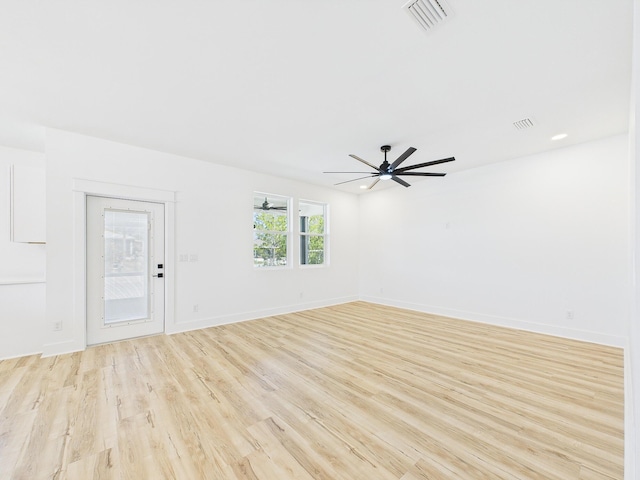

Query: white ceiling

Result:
[0,0,633,193]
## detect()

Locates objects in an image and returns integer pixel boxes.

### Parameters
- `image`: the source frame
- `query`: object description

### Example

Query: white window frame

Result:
[253,192,292,268]
[299,200,328,267]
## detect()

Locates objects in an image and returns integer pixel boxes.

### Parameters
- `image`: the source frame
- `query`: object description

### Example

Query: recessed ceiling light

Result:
[551,133,568,141]
[360,185,367,189]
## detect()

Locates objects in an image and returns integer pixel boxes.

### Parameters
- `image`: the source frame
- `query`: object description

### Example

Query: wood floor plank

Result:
[0,302,624,479]
[65,448,119,480]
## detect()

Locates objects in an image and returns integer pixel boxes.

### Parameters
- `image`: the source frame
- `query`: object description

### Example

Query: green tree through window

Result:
[300,202,327,266]
[253,193,290,267]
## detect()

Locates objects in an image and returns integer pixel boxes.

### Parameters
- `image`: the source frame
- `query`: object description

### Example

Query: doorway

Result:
[86,195,165,345]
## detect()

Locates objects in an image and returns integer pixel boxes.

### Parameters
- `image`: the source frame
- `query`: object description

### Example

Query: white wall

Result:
[359,134,630,347]
[2,129,631,363]
[0,145,45,359]
[626,1,640,477]
[2,126,635,469]
[44,129,360,355]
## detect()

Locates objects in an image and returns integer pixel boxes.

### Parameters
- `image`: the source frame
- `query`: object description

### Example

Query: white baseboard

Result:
[167,295,359,335]
[359,296,626,348]
[0,349,43,361]
[41,339,84,358]
[36,295,626,358]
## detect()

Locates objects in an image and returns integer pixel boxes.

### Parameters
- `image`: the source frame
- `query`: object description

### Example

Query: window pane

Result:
[104,210,149,323]
[299,201,326,266]
[306,215,324,234]
[301,235,324,265]
[253,193,290,268]
[253,211,288,232]
[254,232,288,267]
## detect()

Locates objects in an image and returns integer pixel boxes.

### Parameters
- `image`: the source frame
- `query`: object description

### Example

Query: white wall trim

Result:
[41,339,81,358]
[72,191,87,352]
[43,179,176,356]
[167,295,359,335]
[72,178,176,203]
[360,296,627,348]
[0,349,44,361]
[0,278,45,285]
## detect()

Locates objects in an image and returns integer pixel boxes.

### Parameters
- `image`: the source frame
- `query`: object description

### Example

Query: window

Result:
[299,201,327,266]
[103,209,149,322]
[253,193,290,267]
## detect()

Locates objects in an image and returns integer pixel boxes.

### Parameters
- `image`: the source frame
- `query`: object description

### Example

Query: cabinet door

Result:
[11,165,46,243]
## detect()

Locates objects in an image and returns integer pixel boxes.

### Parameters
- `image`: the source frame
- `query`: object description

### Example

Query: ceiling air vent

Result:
[513,118,535,130]
[403,0,452,32]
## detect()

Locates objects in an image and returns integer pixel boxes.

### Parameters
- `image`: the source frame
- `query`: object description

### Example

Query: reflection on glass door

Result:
[103,210,149,323]
[86,196,165,346]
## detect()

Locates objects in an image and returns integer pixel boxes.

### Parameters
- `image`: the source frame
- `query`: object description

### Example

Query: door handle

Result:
[153,273,164,278]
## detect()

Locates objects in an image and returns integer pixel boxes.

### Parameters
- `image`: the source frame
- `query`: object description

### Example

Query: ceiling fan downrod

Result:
[380,145,392,179]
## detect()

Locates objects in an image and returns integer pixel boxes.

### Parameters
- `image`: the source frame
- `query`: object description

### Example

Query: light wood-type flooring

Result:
[0,302,624,479]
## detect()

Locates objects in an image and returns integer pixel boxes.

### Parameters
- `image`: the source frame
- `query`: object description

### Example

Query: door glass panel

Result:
[103,209,149,324]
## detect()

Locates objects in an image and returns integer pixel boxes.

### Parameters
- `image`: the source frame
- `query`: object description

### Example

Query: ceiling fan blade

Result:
[349,154,380,171]
[390,147,417,170]
[395,172,447,177]
[323,171,376,174]
[334,175,377,186]
[395,157,455,172]
[391,175,411,188]
[367,178,380,190]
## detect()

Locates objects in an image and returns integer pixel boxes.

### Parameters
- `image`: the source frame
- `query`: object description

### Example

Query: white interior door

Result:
[86,196,165,345]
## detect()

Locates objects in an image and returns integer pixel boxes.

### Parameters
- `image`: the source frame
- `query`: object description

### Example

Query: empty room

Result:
[0,0,639,479]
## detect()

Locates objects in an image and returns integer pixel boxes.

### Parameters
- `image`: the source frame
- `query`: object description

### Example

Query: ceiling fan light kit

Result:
[325,145,455,190]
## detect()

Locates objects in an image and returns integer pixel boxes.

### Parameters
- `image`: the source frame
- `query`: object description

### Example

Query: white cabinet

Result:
[10,164,46,243]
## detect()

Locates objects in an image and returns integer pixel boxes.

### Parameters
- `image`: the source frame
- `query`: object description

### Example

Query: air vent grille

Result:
[403,0,451,32]
[513,118,535,130]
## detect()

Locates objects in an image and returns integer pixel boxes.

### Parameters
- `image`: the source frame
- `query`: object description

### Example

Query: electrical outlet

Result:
[190,254,198,262]
[53,322,62,331]
[179,253,188,262]
[566,310,574,320]
[193,304,199,313]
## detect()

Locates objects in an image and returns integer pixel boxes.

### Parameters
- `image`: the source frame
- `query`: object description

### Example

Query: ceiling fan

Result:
[254,197,287,211]
[325,145,455,189]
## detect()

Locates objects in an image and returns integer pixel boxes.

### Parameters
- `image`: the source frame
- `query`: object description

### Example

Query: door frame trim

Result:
[73,179,175,350]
